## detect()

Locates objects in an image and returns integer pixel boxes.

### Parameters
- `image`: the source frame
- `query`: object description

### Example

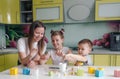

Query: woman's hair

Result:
[28,20,46,55]
[50,28,65,39]
[78,39,93,48]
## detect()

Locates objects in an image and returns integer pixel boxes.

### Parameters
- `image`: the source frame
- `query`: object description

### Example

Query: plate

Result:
[68,4,90,21]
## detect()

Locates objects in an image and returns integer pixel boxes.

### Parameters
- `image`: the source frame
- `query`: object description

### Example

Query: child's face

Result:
[51,35,64,49]
[78,43,91,56]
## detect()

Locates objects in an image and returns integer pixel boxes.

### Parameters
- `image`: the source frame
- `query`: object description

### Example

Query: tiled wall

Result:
[0,24,6,49]
[0,22,113,48]
[45,22,113,48]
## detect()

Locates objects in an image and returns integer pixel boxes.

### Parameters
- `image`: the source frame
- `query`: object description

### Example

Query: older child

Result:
[64,39,93,66]
[44,29,72,65]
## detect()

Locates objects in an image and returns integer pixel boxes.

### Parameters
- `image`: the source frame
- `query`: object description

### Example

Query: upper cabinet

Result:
[64,0,95,23]
[0,2,3,23]
[0,0,20,24]
[20,0,33,24]
[95,0,120,21]
[33,0,63,23]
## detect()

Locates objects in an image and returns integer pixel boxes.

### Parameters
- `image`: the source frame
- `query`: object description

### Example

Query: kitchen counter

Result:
[0,48,120,55]
[0,65,120,79]
[72,48,120,55]
[0,48,18,54]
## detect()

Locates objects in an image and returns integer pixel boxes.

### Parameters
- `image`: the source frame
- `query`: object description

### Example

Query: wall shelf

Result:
[20,0,33,23]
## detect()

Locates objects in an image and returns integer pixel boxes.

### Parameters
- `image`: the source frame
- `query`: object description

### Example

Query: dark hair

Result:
[28,20,46,55]
[78,39,93,48]
[50,28,64,39]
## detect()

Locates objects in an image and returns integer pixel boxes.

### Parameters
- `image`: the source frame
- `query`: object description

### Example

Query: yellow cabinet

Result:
[4,53,18,70]
[0,1,3,23]
[95,0,120,21]
[0,55,5,72]
[116,55,120,66]
[0,55,5,66]
[33,0,62,5]
[0,66,4,72]
[33,3,63,23]
[93,55,112,66]
[0,0,20,24]
[33,0,63,23]
[0,53,18,72]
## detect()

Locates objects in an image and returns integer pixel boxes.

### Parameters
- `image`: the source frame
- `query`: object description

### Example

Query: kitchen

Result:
[0,0,120,78]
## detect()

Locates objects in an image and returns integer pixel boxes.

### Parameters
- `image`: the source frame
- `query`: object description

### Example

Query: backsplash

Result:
[0,24,6,49]
[45,22,112,48]
[0,22,113,48]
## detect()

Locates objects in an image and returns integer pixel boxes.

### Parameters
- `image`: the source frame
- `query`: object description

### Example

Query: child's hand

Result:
[56,50,65,57]
[64,54,76,63]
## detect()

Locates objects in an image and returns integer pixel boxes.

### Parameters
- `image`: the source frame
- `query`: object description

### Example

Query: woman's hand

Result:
[27,60,37,68]
[30,48,38,60]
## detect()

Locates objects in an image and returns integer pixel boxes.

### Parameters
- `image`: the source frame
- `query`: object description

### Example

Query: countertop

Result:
[0,48,120,55]
[0,65,120,79]
[0,48,18,54]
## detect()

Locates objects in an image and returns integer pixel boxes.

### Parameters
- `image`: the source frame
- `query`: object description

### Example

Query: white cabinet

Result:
[95,0,120,21]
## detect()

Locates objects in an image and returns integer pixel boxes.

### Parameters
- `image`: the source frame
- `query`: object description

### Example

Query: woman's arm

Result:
[18,52,31,65]
[19,48,38,66]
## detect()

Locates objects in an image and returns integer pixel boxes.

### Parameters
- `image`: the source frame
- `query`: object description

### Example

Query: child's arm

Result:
[64,54,87,63]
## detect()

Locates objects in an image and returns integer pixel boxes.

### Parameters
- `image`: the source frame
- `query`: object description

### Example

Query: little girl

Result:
[46,28,72,65]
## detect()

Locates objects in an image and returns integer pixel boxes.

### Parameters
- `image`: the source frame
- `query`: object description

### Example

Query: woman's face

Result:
[51,35,63,49]
[33,27,45,42]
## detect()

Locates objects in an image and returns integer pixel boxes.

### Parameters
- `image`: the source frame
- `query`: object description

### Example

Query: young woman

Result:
[17,21,47,68]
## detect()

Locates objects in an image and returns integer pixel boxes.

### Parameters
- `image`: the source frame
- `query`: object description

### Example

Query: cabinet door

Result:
[1,0,20,24]
[116,55,120,66]
[0,55,5,66]
[0,55,5,72]
[33,3,63,23]
[93,55,111,66]
[0,66,4,72]
[4,53,18,70]
[0,1,4,23]
[95,0,120,21]
[33,0,62,5]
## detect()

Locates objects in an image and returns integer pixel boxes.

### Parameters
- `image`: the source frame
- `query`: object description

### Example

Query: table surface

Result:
[0,65,120,79]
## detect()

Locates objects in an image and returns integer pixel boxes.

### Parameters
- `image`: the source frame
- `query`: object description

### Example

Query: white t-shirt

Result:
[17,37,47,56]
[48,47,70,65]
[84,55,93,66]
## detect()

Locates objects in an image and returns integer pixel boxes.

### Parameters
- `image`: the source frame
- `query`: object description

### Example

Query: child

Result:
[46,29,72,65]
[64,39,93,66]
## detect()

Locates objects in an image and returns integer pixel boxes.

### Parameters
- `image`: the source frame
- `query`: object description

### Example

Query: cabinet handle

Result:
[41,0,54,3]
[41,19,56,21]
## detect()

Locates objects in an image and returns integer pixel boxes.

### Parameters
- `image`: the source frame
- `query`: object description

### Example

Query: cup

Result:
[59,63,67,73]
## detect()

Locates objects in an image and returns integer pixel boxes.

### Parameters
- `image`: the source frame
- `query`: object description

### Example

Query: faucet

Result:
[1,34,9,50]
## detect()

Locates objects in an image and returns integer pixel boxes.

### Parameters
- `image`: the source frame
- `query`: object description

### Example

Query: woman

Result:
[17,21,47,68]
